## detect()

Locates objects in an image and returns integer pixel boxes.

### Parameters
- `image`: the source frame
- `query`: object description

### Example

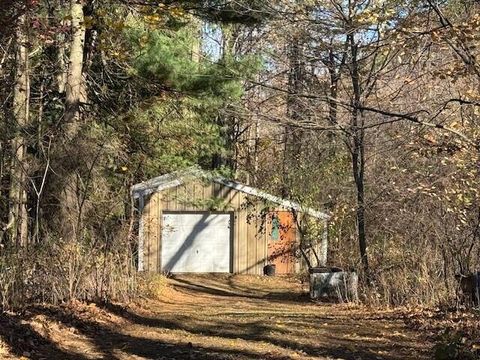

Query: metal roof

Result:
[131,167,330,220]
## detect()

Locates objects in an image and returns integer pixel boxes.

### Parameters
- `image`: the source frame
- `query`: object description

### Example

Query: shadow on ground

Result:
[0,312,86,360]
[171,276,311,302]
[0,275,431,360]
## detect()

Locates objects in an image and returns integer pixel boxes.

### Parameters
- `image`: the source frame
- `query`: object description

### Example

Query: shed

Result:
[131,168,330,274]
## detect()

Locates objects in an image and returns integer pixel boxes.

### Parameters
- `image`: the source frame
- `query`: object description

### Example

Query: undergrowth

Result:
[0,236,136,309]
[137,273,170,300]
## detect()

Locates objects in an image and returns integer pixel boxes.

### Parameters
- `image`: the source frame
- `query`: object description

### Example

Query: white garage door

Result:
[161,212,232,273]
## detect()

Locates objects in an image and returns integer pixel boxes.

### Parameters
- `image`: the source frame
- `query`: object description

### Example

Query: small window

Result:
[271,214,280,241]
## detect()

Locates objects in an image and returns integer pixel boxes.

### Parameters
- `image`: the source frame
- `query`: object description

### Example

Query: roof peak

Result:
[131,167,330,220]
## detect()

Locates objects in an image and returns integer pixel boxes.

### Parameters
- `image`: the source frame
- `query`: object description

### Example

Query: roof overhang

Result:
[131,167,330,220]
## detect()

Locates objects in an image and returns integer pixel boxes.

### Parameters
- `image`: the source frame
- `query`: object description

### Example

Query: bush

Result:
[0,234,136,310]
[137,273,170,300]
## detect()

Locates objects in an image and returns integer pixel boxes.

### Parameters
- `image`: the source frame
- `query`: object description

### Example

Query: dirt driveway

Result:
[0,274,431,360]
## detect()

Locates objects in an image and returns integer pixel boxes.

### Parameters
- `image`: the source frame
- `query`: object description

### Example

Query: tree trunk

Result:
[213,24,238,172]
[352,135,368,273]
[65,0,86,134]
[56,18,67,94]
[326,48,340,142]
[59,0,86,240]
[283,37,304,197]
[349,33,369,275]
[8,13,30,246]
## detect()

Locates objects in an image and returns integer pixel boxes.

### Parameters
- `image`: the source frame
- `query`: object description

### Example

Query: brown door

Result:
[267,211,296,274]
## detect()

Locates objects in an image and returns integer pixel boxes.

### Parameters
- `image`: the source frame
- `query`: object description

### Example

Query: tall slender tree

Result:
[8,11,30,246]
[57,0,86,240]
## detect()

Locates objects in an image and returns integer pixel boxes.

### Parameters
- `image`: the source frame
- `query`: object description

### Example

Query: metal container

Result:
[310,270,358,302]
[263,264,276,276]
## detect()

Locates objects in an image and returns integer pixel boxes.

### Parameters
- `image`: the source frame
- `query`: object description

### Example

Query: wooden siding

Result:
[140,179,308,274]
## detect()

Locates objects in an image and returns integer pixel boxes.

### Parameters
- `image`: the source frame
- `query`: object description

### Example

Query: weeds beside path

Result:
[0,274,431,359]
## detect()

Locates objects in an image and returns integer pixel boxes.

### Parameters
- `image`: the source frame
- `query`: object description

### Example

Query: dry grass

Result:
[0,274,432,359]
[0,237,136,309]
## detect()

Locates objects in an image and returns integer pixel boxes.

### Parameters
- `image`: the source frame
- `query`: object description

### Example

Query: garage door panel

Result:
[161,213,232,273]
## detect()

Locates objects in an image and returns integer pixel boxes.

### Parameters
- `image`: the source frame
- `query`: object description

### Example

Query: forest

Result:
[1,0,480,359]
